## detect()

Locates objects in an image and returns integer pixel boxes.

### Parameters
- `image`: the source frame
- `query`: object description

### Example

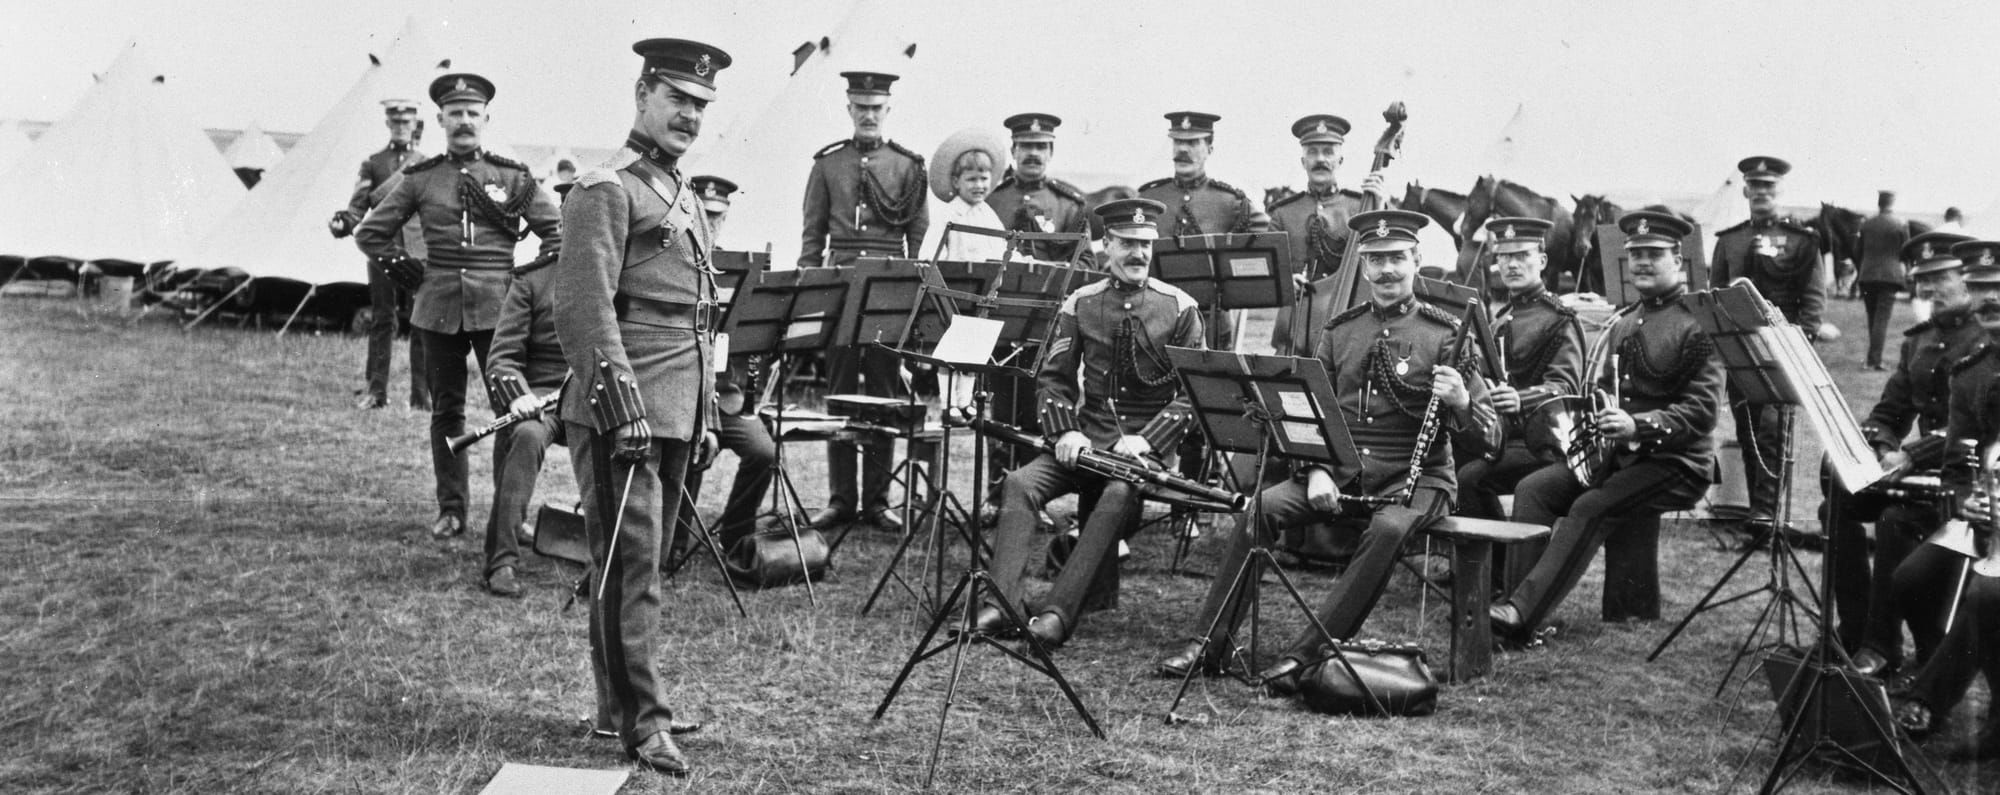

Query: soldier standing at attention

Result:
[333,98,430,411]
[1265,114,1378,353]
[551,38,729,775]
[1138,110,1252,352]
[987,112,1092,265]
[355,73,561,542]
[1711,156,1823,541]
[799,70,931,532]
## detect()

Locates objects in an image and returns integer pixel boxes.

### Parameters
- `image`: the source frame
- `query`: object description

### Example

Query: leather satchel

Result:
[723,525,830,588]
[1298,640,1439,717]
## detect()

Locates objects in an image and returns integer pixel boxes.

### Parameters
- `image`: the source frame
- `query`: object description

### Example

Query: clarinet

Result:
[446,373,570,454]
[1398,304,1479,505]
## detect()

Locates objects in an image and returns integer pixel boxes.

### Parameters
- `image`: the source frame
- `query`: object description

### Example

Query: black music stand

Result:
[1156,347,1387,722]
[725,266,852,607]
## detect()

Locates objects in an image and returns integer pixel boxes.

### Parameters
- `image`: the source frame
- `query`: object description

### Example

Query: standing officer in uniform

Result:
[987,112,1091,265]
[479,255,567,597]
[551,38,729,776]
[1892,240,2000,754]
[1456,217,1586,520]
[674,174,776,556]
[1711,157,1824,540]
[800,70,931,532]
[1856,190,1913,370]
[1139,110,1252,352]
[1833,230,1978,677]
[1489,211,1724,642]
[356,73,562,541]
[1266,114,1375,353]
[334,98,430,411]
[977,198,1205,649]
[1157,210,1496,689]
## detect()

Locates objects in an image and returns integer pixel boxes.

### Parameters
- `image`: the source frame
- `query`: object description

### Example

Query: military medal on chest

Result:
[484,182,509,203]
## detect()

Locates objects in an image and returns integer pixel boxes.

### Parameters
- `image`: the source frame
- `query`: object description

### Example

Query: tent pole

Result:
[182,280,252,332]
[275,285,317,339]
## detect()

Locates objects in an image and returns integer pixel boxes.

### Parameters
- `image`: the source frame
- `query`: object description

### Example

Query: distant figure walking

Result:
[1856,190,1912,370]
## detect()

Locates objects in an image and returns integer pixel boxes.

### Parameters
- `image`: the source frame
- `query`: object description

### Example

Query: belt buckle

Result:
[695,300,713,334]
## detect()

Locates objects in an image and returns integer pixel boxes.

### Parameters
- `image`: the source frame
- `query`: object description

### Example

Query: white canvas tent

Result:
[0,120,33,174]
[223,121,284,173]
[0,42,242,267]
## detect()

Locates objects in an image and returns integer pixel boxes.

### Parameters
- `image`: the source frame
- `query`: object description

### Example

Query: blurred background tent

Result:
[222,120,283,187]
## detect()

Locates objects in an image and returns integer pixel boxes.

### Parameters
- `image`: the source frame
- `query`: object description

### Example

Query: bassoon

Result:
[969,417,1245,512]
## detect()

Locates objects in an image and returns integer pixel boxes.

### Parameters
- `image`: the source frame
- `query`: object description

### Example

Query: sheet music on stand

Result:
[1687,280,1883,493]
[727,266,851,356]
[1154,231,1296,310]
[1161,347,1356,468]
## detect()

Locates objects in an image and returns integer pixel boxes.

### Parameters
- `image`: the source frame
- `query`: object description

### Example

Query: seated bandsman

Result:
[480,255,570,597]
[673,174,776,555]
[1891,240,2000,756]
[1457,217,1586,520]
[1156,209,1496,692]
[1489,211,1724,642]
[1827,230,1978,678]
[976,198,1205,649]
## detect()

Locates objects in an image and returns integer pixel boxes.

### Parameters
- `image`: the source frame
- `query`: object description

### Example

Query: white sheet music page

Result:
[931,316,1003,365]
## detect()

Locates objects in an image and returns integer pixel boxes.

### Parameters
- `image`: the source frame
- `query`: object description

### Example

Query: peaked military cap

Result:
[690,175,738,214]
[429,73,495,106]
[1953,240,2000,285]
[841,71,898,104]
[1096,198,1167,241]
[634,38,731,102]
[1164,110,1221,140]
[1619,210,1693,249]
[1291,114,1351,145]
[380,98,420,114]
[1905,231,1974,275]
[1485,216,1554,254]
[1737,156,1791,183]
[1004,112,1061,143]
[1349,209,1429,252]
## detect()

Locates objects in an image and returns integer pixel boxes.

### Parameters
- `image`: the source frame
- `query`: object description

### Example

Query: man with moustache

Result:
[1711,157,1824,542]
[1265,114,1380,354]
[1891,239,2000,755]
[987,112,1091,266]
[1827,230,1979,678]
[1489,211,1724,643]
[356,73,562,543]
[1139,111,1252,350]
[551,39,730,775]
[799,71,931,533]
[1455,217,1586,521]
[976,198,1205,649]
[1156,210,1496,689]
[334,98,430,411]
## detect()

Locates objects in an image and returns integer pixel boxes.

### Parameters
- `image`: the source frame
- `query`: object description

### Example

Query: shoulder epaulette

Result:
[1904,319,1936,337]
[1339,188,1365,201]
[1537,292,1576,317]
[1951,344,1991,375]
[403,154,447,174]
[1268,190,1309,211]
[1415,301,1460,328]
[1715,219,1750,235]
[886,140,924,164]
[1138,176,1174,192]
[1145,279,1201,313]
[994,175,1020,192]
[1325,303,1371,329]
[573,166,623,189]
[484,151,529,171]
[813,140,851,159]
[1207,178,1247,198]
[1047,177,1085,203]
[1060,279,1111,312]
[1776,217,1812,234]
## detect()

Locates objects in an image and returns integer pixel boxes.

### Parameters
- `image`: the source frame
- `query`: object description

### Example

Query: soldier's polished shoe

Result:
[807,505,857,529]
[1489,602,1527,639]
[431,514,465,539]
[485,565,521,598]
[1257,656,1306,696]
[865,507,904,534]
[626,731,689,776]
[970,603,1019,638]
[1025,611,1070,650]
[1155,640,1224,679]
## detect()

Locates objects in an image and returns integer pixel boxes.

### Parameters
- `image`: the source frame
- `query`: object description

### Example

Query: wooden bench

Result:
[1423,516,1552,682]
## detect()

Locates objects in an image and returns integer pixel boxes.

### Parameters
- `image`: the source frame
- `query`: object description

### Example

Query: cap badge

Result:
[1755,159,1767,173]
[1375,219,1389,238]
[1982,251,1995,267]
[1634,218,1650,236]
[1315,121,1328,134]
[694,54,711,77]
[862,74,877,90]
[1176,116,1189,130]
[1502,224,1516,240]
[454,78,468,92]
[1029,120,1042,133]
[1131,207,1145,225]
[1922,243,1934,260]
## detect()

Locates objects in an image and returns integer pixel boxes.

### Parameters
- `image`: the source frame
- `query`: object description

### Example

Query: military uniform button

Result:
[1183,195,1191,202]
[1361,447,1371,456]
[860,224,868,231]
[1123,302,1131,310]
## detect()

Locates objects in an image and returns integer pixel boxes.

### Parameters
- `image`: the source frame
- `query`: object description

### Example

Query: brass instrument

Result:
[970,417,1246,512]
[446,372,570,454]
[1566,347,1620,487]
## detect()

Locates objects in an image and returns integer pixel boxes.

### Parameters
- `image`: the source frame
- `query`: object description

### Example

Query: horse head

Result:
[1461,174,1498,243]
[1263,185,1298,212]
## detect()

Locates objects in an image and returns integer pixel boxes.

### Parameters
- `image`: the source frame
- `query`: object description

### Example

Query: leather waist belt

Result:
[615,295,710,332]
[426,260,513,271]
[829,235,905,250]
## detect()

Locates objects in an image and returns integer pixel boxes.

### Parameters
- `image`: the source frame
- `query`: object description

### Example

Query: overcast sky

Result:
[5,0,1998,219]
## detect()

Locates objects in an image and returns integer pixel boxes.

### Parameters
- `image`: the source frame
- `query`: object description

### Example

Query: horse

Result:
[1568,194,1625,295]
[1462,175,1575,292]
[1401,180,1468,247]
[1809,202,1864,294]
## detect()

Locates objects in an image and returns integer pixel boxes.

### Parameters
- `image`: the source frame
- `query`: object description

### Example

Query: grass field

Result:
[2,293,1995,793]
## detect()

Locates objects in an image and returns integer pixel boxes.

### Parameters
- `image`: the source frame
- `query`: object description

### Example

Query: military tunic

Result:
[1502,285,1725,629]
[344,141,429,407]
[1178,295,1496,660]
[1714,215,1824,521]
[478,259,566,580]
[1457,286,1586,520]
[549,134,719,748]
[987,277,1204,631]
[799,138,930,267]
[987,173,1092,265]
[1267,187,1368,353]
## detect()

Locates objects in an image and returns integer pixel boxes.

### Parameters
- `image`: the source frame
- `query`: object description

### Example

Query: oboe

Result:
[446,372,570,454]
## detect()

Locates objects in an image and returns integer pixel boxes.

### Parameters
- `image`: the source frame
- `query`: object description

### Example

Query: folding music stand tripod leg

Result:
[661,479,749,618]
